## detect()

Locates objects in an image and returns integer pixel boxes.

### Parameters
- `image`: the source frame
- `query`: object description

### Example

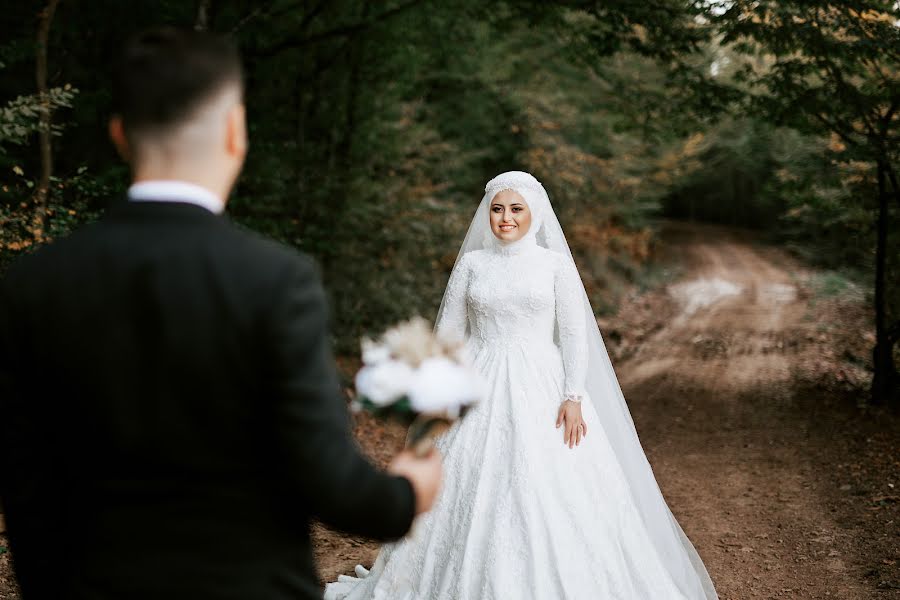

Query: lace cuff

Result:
[563,393,583,404]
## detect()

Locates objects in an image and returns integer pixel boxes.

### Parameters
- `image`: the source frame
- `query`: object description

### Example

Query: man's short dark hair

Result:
[111,27,243,139]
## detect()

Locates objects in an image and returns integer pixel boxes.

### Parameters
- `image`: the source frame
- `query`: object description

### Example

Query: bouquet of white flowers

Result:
[352,317,483,456]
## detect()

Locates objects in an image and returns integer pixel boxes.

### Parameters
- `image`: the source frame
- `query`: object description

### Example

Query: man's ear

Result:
[108,116,132,162]
[225,103,247,161]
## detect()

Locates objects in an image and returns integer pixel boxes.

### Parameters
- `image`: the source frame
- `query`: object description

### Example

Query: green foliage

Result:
[713,1,900,159]
[662,118,788,227]
[808,270,864,301]
[0,86,78,152]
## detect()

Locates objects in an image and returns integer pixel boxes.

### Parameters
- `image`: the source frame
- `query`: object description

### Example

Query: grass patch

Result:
[634,260,685,294]
[805,269,866,305]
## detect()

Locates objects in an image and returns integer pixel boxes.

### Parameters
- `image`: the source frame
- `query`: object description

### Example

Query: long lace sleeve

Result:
[554,258,588,402]
[435,253,473,343]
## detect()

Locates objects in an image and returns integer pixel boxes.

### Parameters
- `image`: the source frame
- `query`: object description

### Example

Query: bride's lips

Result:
[499,224,516,231]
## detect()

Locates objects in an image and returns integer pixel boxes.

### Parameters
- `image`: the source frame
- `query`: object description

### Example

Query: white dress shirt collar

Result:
[127,180,225,215]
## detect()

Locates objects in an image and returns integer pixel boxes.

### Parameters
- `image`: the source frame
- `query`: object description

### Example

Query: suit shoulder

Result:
[0,220,103,285]
[219,220,289,258]
[223,222,318,272]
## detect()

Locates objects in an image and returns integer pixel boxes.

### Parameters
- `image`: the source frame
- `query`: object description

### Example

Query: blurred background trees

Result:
[0,0,897,403]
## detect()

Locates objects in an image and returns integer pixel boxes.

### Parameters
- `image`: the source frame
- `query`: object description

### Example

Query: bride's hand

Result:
[555,400,586,449]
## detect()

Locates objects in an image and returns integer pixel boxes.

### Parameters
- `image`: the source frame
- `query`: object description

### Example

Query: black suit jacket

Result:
[0,199,414,599]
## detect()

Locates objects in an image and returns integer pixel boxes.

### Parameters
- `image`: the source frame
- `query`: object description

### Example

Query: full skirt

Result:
[325,339,690,599]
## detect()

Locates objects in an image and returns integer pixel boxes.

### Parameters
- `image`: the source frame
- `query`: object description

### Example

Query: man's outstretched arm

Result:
[262,255,439,539]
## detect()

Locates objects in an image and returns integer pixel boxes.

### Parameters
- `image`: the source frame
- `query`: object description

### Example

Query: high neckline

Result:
[488,235,539,256]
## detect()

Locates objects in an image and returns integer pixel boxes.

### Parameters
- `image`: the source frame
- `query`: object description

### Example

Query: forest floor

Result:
[1,221,898,599]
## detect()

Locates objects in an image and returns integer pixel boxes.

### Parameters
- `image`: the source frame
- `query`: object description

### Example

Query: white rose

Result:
[355,360,414,406]
[361,338,392,365]
[407,357,482,416]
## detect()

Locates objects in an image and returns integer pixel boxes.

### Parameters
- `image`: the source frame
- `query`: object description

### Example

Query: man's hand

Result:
[556,400,586,449]
[388,448,443,515]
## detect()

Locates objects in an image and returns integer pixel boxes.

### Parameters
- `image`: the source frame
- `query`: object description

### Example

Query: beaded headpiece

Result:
[484,170,547,198]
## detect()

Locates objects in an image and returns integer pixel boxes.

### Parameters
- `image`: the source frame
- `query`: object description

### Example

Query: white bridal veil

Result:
[435,171,718,600]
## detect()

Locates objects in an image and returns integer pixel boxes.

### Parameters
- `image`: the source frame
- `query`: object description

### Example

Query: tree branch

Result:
[271,0,329,26]
[880,98,898,138]
[813,110,859,150]
[810,7,879,141]
[195,0,212,31]
[231,0,329,34]
[230,0,279,33]
[252,0,425,58]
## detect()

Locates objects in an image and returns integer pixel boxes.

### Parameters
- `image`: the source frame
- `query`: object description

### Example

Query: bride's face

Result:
[489,189,532,242]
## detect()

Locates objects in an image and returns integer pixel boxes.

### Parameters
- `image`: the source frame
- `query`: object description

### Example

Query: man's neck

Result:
[132,160,232,201]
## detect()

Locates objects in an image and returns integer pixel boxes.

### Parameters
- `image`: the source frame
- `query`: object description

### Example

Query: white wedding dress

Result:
[325,172,717,600]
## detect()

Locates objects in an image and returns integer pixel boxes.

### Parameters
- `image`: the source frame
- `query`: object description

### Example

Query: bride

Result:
[326,171,718,599]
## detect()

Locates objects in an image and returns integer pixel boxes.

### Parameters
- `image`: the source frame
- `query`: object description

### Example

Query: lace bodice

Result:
[435,238,588,402]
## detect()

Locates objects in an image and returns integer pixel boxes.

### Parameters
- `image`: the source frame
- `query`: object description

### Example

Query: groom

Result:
[0,28,440,599]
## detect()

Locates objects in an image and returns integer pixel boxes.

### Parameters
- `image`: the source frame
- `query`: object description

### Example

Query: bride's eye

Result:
[492,205,503,212]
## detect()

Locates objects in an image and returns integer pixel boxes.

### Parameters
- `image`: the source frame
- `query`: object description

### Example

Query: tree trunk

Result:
[34,0,60,237]
[882,162,900,406]
[322,0,369,256]
[336,1,370,171]
[195,0,212,31]
[870,160,895,405]
[887,162,900,213]
[336,53,363,171]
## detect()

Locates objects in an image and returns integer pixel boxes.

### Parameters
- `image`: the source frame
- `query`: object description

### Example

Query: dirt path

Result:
[610,222,899,599]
